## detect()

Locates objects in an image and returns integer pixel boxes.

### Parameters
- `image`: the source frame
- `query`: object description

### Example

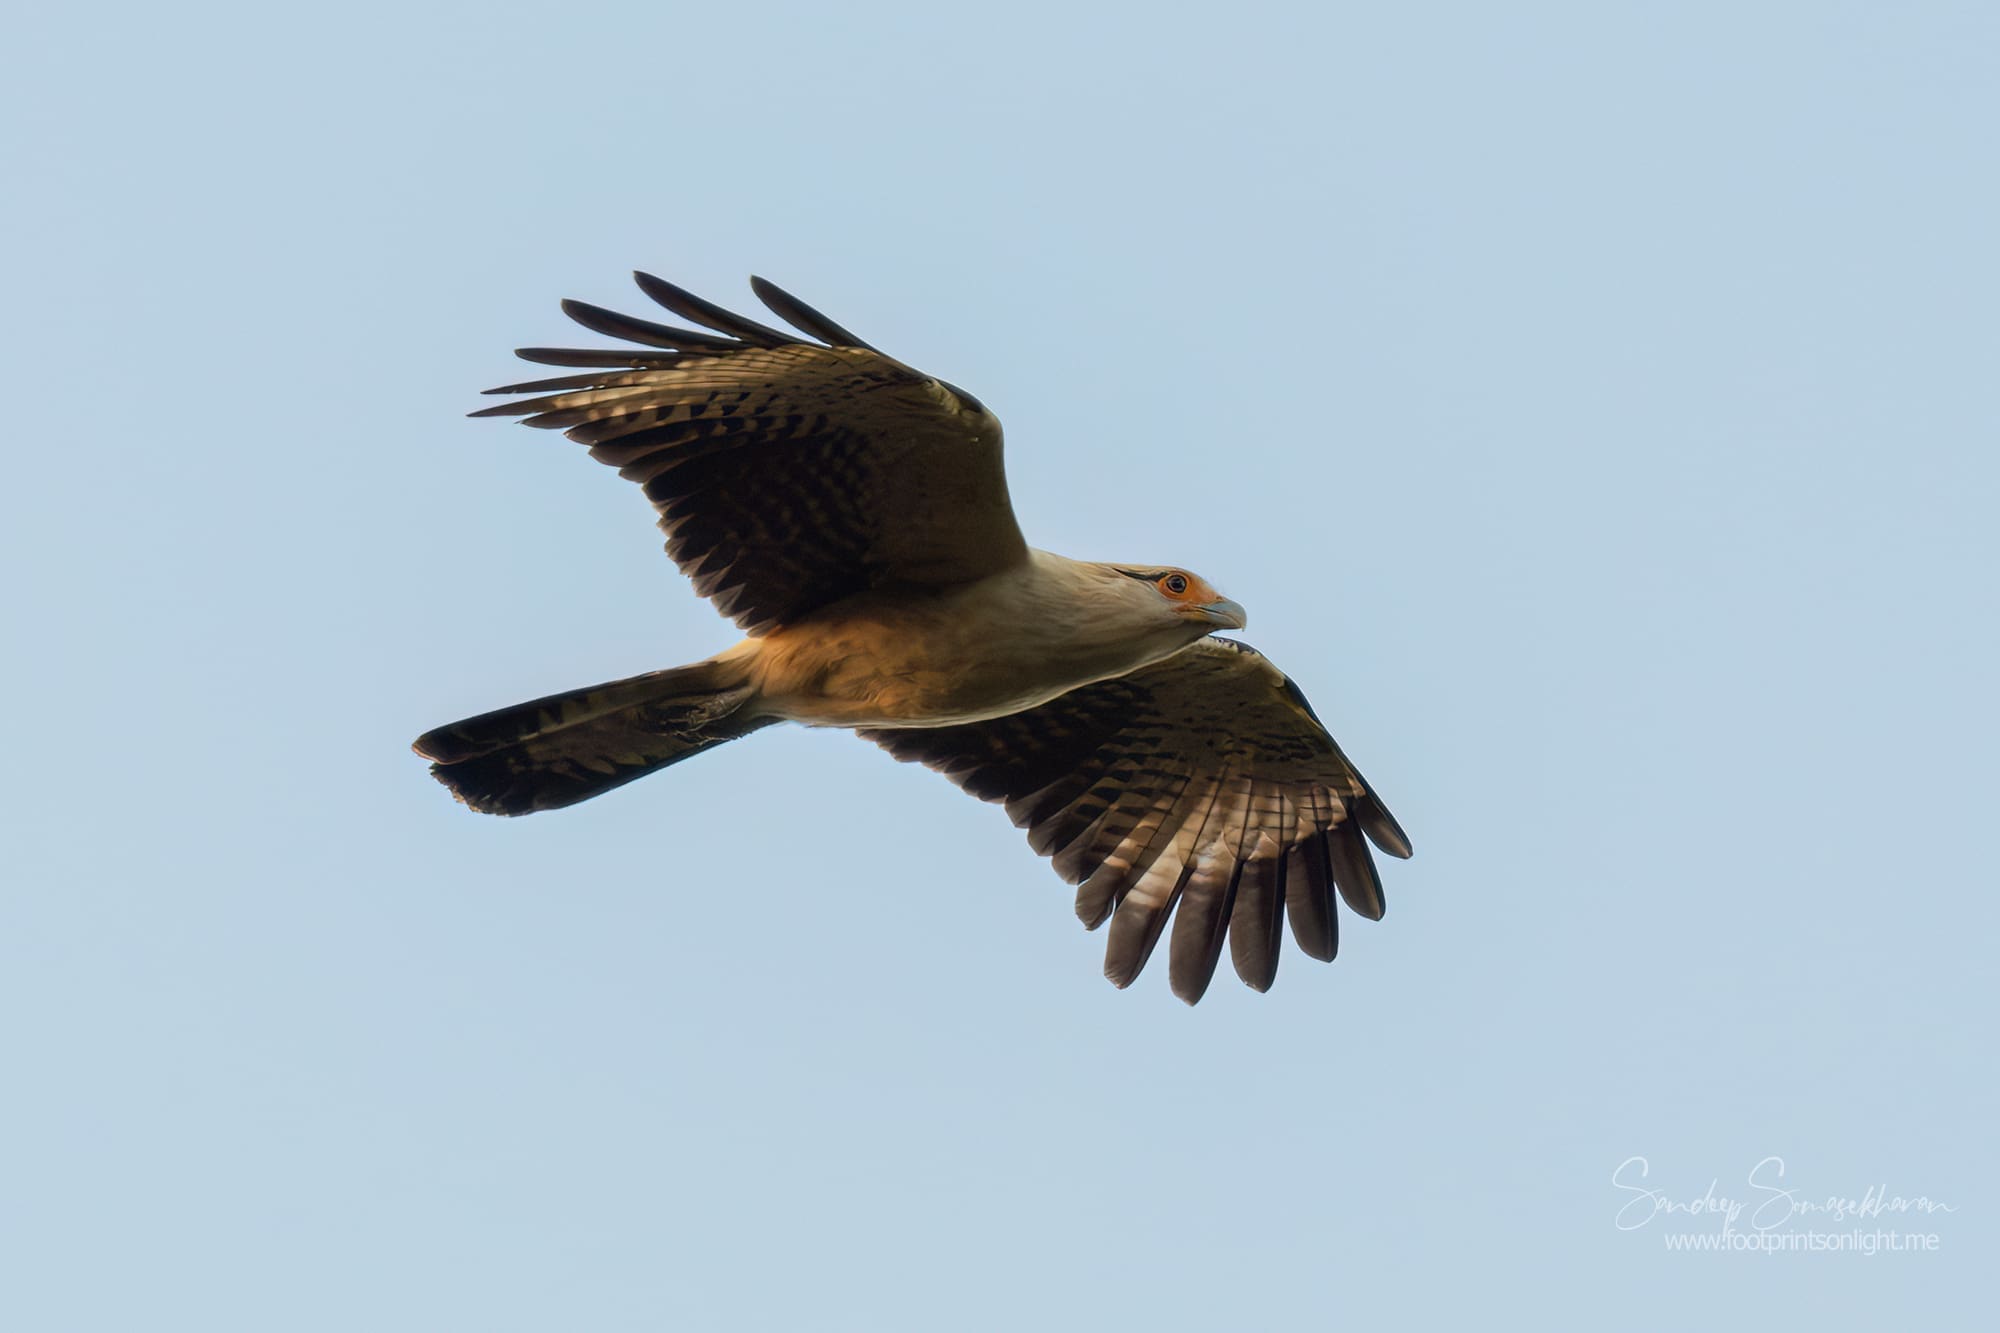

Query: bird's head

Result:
[1034,554,1248,673]
[1099,563,1247,642]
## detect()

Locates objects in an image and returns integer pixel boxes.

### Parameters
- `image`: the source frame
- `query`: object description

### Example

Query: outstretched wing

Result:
[470,273,1029,635]
[861,638,1412,1004]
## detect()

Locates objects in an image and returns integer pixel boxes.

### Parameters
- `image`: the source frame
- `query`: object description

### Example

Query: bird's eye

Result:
[1161,573,1190,596]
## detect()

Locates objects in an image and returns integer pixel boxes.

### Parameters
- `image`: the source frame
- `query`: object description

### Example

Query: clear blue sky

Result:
[4,3,1992,1328]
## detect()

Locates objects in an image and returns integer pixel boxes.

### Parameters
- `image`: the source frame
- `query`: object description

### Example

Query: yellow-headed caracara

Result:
[415,272,1413,1003]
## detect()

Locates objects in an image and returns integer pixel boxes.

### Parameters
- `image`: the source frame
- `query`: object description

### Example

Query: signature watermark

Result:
[1613,1156,1954,1254]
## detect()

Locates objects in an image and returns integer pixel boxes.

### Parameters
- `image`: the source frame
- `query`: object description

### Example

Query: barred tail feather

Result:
[412,660,772,816]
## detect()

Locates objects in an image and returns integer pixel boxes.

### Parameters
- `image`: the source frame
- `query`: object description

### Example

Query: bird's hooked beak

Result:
[1186,596,1247,630]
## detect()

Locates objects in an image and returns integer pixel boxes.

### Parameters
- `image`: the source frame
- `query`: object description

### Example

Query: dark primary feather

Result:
[512,347,684,368]
[749,275,878,351]
[558,298,743,352]
[469,273,1029,635]
[480,371,666,396]
[1284,826,1339,964]
[634,270,795,346]
[1227,848,1286,992]
[861,637,1412,1004]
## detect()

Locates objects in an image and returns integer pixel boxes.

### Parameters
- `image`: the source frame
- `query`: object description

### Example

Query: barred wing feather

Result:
[470,273,1028,635]
[861,638,1412,1003]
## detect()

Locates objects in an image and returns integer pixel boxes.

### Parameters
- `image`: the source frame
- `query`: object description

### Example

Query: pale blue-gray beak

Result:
[1192,597,1247,630]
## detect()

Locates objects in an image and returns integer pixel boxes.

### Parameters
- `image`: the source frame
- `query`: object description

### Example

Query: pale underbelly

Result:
[731,570,1192,730]
[739,621,1141,730]
[759,660,1087,729]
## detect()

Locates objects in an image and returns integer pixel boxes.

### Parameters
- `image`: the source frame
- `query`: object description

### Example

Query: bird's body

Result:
[742,550,1233,728]
[416,272,1411,1002]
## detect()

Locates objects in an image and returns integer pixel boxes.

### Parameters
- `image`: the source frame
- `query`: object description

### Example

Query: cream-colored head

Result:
[1057,560,1247,664]
[1111,565,1246,629]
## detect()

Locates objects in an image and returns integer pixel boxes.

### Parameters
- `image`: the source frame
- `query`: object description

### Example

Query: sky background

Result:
[4,2,1994,1328]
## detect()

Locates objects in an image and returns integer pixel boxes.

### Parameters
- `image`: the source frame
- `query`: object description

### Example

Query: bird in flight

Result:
[415,272,1412,1003]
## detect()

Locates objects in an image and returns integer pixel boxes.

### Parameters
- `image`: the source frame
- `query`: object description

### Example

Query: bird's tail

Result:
[412,657,773,816]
